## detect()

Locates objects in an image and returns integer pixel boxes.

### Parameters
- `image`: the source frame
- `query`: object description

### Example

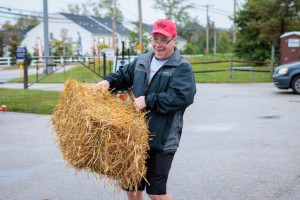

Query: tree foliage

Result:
[177,18,205,42]
[15,16,39,31]
[0,33,4,56]
[0,17,38,57]
[234,0,300,61]
[152,0,193,26]
[217,31,233,54]
[67,0,124,23]
[67,3,90,16]
[6,31,21,58]
[50,39,73,56]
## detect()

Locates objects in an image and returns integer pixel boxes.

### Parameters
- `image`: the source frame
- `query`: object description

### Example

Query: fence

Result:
[0,57,14,67]
[0,56,91,67]
[190,58,276,74]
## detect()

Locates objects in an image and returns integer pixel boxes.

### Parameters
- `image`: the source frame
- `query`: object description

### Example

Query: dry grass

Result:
[51,79,149,191]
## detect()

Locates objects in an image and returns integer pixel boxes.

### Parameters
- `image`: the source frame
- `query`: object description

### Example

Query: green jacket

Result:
[105,48,196,152]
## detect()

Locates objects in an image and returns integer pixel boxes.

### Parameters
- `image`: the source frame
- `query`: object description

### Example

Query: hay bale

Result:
[51,79,149,191]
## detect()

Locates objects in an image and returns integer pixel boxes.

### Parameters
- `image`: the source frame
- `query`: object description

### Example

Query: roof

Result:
[60,13,130,36]
[280,31,300,38]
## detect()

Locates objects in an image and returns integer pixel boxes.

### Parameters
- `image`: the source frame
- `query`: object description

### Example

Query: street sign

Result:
[16,46,27,60]
[102,48,115,61]
[136,44,142,51]
[60,28,68,39]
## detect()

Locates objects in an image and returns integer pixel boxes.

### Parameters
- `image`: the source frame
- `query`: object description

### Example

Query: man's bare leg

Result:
[148,194,172,200]
[127,191,144,200]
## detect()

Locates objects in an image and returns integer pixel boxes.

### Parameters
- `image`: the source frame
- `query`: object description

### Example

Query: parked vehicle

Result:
[273,61,300,94]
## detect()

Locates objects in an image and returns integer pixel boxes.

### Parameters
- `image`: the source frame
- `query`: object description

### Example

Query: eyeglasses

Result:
[150,37,174,46]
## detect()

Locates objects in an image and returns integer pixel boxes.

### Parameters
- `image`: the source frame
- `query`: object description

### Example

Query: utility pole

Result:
[43,0,50,73]
[112,0,116,50]
[138,0,143,53]
[233,0,237,43]
[213,23,217,54]
[205,5,213,54]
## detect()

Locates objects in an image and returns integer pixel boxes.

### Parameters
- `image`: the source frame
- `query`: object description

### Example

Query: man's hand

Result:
[134,96,146,111]
[96,80,110,90]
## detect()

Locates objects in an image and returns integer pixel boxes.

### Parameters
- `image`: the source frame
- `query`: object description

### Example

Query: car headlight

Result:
[278,68,289,75]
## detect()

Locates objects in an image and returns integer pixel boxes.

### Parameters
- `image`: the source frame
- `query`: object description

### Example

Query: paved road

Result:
[0,83,300,200]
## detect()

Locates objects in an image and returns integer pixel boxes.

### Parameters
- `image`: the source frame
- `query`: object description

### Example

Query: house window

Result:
[99,38,104,44]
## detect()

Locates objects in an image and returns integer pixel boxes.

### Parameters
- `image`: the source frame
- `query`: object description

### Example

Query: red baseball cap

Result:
[151,19,177,37]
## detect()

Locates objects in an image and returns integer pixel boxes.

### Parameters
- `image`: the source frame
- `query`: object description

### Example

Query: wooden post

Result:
[103,53,107,77]
[23,55,28,89]
[230,56,233,80]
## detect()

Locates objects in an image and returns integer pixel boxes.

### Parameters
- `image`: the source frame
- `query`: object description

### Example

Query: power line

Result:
[0,10,73,24]
[193,4,231,15]
[0,10,42,18]
[0,15,20,20]
[190,0,231,13]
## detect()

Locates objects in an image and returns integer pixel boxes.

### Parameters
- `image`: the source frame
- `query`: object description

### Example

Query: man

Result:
[97,19,196,200]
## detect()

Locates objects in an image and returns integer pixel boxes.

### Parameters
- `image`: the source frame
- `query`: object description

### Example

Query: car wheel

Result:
[291,75,300,94]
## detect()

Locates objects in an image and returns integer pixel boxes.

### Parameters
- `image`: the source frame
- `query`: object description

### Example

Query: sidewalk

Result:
[0,83,65,91]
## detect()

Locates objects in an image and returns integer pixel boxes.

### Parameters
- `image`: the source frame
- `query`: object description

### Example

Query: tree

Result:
[1,22,21,58]
[177,17,205,42]
[234,0,300,61]
[67,3,90,16]
[0,17,39,58]
[50,39,73,56]
[7,31,21,58]
[182,43,198,55]
[67,0,124,23]
[217,31,233,54]
[15,16,39,31]
[152,0,193,26]
[91,0,124,23]
[0,32,4,57]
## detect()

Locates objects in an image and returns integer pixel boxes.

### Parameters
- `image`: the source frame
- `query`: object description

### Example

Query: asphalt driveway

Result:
[0,83,300,200]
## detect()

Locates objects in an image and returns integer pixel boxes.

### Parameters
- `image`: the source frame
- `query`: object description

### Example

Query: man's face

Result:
[150,33,176,60]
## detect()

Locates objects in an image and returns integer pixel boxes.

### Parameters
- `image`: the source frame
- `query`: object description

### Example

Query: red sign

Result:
[60,28,68,38]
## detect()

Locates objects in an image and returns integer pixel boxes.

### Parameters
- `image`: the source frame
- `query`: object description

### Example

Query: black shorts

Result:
[125,151,175,195]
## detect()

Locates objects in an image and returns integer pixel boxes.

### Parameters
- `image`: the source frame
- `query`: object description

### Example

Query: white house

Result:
[176,36,187,51]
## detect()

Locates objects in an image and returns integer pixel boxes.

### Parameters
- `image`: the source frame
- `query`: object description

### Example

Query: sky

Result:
[0,0,246,29]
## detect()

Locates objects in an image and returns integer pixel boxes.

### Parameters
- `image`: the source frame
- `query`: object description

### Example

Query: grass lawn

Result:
[0,88,60,114]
